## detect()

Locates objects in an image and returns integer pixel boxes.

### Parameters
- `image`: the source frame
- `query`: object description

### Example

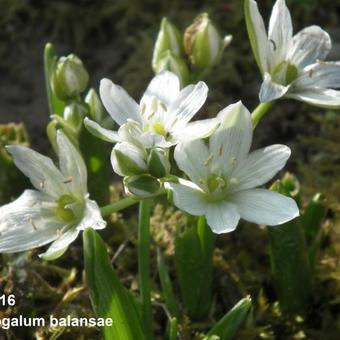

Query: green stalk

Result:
[100,197,138,217]
[138,199,153,339]
[251,101,273,128]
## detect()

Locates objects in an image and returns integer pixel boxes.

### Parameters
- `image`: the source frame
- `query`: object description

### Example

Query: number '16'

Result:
[0,294,15,306]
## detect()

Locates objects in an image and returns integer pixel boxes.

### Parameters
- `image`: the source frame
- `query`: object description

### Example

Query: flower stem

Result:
[100,197,138,217]
[138,199,153,339]
[251,101,274,128]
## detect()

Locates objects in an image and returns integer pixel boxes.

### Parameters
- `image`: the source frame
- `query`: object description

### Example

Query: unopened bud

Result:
[85,88,107,124]
[152,18,183,71]
[153,50,189,85]
[147,148,170,178]
[124,174,161,198]
[64,102,88,131]
[111,142,147,177]
[184,13,229,69]
[51,54,89,100]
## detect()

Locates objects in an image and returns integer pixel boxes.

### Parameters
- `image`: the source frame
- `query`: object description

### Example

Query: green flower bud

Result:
[51,54,89,100]
[0,123,29,164]
[153,50,190,85]
[147,147,171,178]
[124,174,161,199]
[184,13,230,69]
[111,142,148,177]
[63,102,88,131]
[152,17,183,71]
[85,88,105,122]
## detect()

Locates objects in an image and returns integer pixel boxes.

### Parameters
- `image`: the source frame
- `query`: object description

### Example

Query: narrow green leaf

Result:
[175,216,214,321]
[269,178,311,313]
[206,296,252,340]
[302,193,327,268]
[157,249,178,318]
[302,193,327,245]
[83,228,146,340]
[43,43,65,116]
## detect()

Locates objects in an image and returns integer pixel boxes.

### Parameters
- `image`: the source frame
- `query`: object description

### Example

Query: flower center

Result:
[54,194,78,223]
[207,173,227,194]
[272,61,298,85]
[153,122,167,136]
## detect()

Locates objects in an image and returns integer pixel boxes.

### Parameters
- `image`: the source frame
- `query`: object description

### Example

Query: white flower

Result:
[166,101,299,234]
[245,0,340,108]
[0,131,106,260]
[84,71,218,148]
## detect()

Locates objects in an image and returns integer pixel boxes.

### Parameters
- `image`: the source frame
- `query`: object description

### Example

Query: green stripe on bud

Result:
[184,13,227,69]
[51,54,89,101]
[153,50,189,85]
[147,148,171,178]
[124,174,161,199]
[85,88,107,123]
[152,17,183,71]
[111,142,147,177]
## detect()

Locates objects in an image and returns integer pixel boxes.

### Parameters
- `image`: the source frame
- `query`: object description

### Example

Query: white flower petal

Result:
[174,139,209,189]
[259,73,290,102]
[39,227,79,261]
[231,189,299,226]
[268,0,293,68]
[168,81,208,129]
[293,62,340,90]
[244,0,269,73]
[172,117,219,142]
[205,201,240,234]
[6,145,66,198]
[0,190,61,253]
[100,78,140,126]
[232,145,291,191]
[286,88,340,109]
[84,117,121,143]
[209,102,253,175]
[56,130,87,196]
[290,26,331,68]
[76,199,106,231]
[166,179,207,216]
[141,71,180,107]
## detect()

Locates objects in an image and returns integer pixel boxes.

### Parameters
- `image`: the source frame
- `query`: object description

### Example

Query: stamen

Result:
[170,118,178,127]
[269,39,277,51]
[63,177,73,184]
[159,102,168,112]
[218,144,224,156]
[148,111,156,119]
[229,177,238,185]
[140,103,146,115]
[30,218,38,231]
[204,154,213,166]
[229,157,237,166]
[308,69,313,78]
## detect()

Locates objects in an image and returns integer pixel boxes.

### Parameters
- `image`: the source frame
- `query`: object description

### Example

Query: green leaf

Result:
[206,296,252,340]
[269,178,311,313]
[43,43,65,116]
[83,228,146,340]
[302,193,327,268]
[157,249,178,318]
[175,216,215,321]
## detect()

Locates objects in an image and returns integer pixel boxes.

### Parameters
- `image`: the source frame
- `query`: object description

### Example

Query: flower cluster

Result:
[3,0,337,258]
[245,0,340,107]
